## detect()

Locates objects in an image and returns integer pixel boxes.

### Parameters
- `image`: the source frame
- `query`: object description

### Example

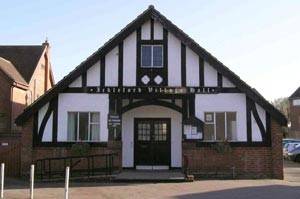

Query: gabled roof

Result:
[15,5,287,126]
[0,45,45,83]
[289,87,300,99]
[0,57,28,85]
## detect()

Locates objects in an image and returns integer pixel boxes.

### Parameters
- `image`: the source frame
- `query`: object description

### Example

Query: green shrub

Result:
[71,142,91,156]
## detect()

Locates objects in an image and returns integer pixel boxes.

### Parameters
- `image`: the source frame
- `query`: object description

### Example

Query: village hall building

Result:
[16,6,287,179]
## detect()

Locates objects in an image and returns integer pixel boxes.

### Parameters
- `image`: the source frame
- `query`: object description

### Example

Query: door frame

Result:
[133,118,171,169]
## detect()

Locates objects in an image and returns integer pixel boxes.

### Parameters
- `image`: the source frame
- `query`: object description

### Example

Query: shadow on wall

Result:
[175,185,300,199]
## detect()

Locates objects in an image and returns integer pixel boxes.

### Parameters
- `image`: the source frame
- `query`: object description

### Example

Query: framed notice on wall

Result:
[184,125,203,140]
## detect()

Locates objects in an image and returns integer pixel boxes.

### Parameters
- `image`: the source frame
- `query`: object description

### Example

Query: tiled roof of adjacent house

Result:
[0,57,27,85]
[289,87,300,99]
[0,45,45,83]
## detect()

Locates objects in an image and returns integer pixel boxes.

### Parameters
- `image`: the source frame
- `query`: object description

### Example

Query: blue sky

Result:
[1,0,299,100]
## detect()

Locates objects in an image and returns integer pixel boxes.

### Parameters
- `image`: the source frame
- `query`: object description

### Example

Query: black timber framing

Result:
[38,102,53,142]
[121,99,182,114]
[217,72,222,87]
[100,56,105,86]
[150,18,154,40]
[163,28,168,85]
[181,43,186,87]
[250,100,267,142]
[199,57,204,87]
[62,86,241,94]
[82,71,87,87]
[15,6,287,127]
[246,96,252,142]
[136,27,141,86]
[265,112,271,146]
[118,42,123,86]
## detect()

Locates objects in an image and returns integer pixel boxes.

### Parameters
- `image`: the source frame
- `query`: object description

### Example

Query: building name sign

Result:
[88,86,219,94]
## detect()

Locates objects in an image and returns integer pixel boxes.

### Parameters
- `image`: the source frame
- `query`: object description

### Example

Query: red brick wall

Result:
[182,119,283,179]
[20,117,121,176]
[0,71,12,134]
[19,117,283,179]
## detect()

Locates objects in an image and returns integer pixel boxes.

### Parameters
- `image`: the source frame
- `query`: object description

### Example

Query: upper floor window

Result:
[204,112,237,141]
[67,112,100,142]
[141,45,163,68]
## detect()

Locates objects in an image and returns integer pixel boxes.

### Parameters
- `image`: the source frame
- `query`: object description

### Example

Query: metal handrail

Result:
[35,153,118,180]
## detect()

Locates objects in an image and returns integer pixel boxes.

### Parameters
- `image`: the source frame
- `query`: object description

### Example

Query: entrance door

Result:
[134,118,171,169]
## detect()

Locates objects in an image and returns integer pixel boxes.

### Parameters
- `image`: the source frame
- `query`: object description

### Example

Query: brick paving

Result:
[2,161,300,199]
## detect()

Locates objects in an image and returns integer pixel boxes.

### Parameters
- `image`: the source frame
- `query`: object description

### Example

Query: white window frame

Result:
[68,111,100,142]
[204,112,237,142]
[141,45,163,68]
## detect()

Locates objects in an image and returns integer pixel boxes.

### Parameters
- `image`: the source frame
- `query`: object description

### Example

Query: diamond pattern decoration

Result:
[154,75,163,85]
[141,75,150,85]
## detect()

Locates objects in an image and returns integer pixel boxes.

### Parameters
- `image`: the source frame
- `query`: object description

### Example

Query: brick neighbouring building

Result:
[0,41,54,176]
[289,87,300,139]
[16,6,287,179]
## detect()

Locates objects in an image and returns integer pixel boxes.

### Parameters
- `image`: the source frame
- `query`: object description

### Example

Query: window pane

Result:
[216,112,225,141]
[67,112,77,141]
[204,124,214,140]
[141,45,152,67]
[153,46,163,67]
[90,112,99,123]
[79,112,89,141]
[90,124,100,141]
[227,112,237,141]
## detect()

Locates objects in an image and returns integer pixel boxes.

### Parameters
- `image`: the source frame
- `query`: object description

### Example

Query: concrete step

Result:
[114,170,188,182]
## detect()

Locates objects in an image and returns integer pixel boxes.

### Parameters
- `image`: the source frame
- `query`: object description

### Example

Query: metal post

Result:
[1,163,4,199]
[30,164,34,199]
[65,166,70,199]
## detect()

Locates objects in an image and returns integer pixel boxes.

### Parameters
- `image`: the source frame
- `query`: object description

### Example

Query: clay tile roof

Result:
[0,45,45,83]
[0,57,27,85]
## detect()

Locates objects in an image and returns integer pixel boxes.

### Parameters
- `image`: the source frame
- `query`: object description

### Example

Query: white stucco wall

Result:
[105,47,119,86]
[204,62,218,87]
[186,47,199,86]
[195,93,247,141]
[69,76,82,87]
[223,76,235,87]
[251,103,266,141]
[122,105,182,168]
[57,93,109,142]
[123,32,137,86]
[154,21,163,40]
[38,103,53,141]
[168,32,181,86]
[38,103,49,130]
[87,61,100,86]
[141,20,151,40]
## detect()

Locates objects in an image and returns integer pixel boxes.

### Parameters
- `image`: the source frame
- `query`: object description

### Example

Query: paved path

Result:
[284,160,300,182]
[2,161,300,199]
[3,179,300,199]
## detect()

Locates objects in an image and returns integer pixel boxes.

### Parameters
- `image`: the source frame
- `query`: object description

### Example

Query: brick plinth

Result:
[182,119,283,179]
[20,117,122,177]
